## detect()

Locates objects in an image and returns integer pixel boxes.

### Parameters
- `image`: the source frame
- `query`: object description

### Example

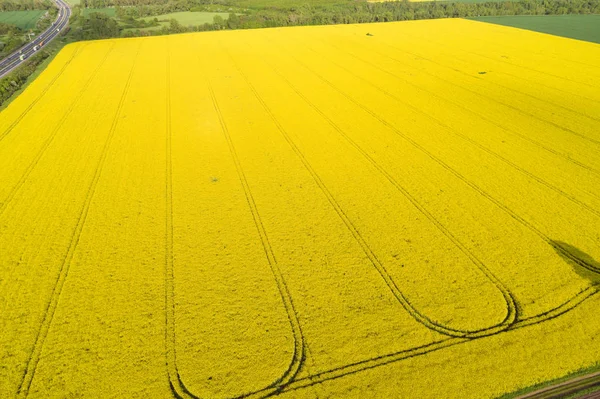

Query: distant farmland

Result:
[0,10,45,30]
[142,11,231,26]
[472,14,600,44]
[1,18,599,398]
[123,11,231,33]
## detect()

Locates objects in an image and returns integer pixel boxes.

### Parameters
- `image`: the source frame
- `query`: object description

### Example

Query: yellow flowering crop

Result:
[1,18,599,398]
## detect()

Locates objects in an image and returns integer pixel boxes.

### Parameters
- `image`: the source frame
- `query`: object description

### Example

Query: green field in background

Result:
[142,11,230,25]
[470,14,600,44]
[0,10,45,30]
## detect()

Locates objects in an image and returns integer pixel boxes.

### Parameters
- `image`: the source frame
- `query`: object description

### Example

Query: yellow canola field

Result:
[1,18,600,398]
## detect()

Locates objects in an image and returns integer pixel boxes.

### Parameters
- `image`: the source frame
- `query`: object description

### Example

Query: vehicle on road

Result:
[0,0,70,79]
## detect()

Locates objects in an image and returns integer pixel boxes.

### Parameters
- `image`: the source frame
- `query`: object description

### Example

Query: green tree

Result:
[227,12,240,29]
[79,12,119,39]
[213,14,224,29]
[169,18,185,33]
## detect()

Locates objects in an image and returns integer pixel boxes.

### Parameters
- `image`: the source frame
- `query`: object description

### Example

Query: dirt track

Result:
[516,370,600,399]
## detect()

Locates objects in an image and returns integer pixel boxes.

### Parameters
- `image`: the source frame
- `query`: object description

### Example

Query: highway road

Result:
[0,0,71,79]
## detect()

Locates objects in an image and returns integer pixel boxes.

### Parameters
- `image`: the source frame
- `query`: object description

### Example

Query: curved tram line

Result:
[162,36,600,399]
[163,243,599,399]
[1,27,598,399]
[284,283,600,394]
[221,45,517,339]
[255,46,518,337]
[164,46,305,399]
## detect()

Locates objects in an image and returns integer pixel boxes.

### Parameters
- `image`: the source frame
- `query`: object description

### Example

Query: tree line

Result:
[73,0,600,40]
[0,0,53,11]
[81,0,170,7]
[234,0,600,27]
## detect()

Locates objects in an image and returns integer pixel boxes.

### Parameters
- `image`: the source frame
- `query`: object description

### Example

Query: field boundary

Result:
[3,21,599,399]
[518,371,600,398]
[502,367,600,399]
[468,15,600,47]
[458,19,600,71]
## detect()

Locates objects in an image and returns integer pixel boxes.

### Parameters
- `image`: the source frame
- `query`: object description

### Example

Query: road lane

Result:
[0,0,71,79]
